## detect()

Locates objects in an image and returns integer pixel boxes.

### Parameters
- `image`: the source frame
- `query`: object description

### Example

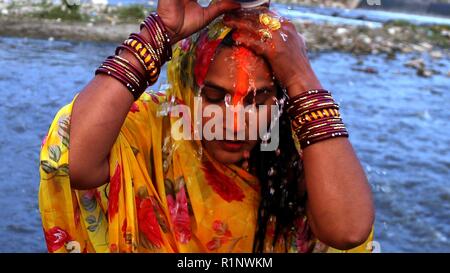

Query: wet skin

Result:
[200,46,277,164]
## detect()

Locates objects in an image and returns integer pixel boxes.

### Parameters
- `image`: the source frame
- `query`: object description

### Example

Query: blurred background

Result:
[0,0,448,253]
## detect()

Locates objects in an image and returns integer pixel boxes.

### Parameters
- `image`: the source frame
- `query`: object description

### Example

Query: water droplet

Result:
[225,93,232,107]
[280,32,288,42]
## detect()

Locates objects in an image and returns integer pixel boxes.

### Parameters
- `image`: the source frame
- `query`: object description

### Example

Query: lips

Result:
[221,140,245,152]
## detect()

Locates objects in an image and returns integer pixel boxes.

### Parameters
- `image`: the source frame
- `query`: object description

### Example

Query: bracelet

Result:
[96,13,172,101]
[292,108,341,128]
[287,89,349,148]
[96,56,147,100]
[122,37,160,81]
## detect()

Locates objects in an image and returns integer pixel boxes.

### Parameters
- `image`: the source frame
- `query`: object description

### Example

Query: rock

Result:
[386,50,396,60]
[352,67,379,74]
[405,58,425,70]
[441,30,450,38]
[411,44,426,52]
[417,68,433,78]
[430,50,443,59]
[387,27,401,36]
[335,27,348,35]
[419,42,433,51]
[387,27,396,35]
[357,34,372,45]
[375,36,383,43]
[401,45,413,53]
[404,58,434,77]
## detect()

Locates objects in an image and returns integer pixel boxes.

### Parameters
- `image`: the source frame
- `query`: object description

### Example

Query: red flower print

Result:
[180,38,191,52]
[108,164,121,220]
[206,220,233,251]
[212,220,232,237]
[136,197,164,248]
[130,102,140,113]
[44,226,71,253]
[167,185,192,244]
[206,237,222,251]
[110,243,118,253]
[122,218,127,240]
[194,33,223,87]
[202,160,245,202]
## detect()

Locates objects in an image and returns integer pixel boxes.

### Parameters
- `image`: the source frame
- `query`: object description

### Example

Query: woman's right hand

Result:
[157,0,241,44]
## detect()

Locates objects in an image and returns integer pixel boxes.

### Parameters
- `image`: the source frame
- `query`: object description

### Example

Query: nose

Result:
[234,111,241,132]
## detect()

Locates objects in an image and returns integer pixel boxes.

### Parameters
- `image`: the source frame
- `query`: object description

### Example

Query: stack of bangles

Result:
[95,13,172,101]
[287,89,349,149]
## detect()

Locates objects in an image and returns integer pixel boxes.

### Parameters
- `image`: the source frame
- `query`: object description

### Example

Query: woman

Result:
[39,0,374,253]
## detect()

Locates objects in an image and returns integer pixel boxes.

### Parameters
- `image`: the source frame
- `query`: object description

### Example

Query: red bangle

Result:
[128,33,161,68]
[96,67,140,96]
[149,13,172,60]
[106,56,147,85]
[103,59,142,88]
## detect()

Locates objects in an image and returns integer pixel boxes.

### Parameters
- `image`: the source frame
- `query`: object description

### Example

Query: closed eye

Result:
[202,87,226,104]
[244,89,274,106]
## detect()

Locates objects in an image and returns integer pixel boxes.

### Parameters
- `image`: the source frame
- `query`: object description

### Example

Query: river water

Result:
[0,34,448,252]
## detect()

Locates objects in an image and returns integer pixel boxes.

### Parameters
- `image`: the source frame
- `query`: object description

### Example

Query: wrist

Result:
[163,27,180,45]
[286,75,323,98]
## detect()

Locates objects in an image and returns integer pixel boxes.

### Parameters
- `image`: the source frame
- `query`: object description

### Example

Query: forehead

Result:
[204,46,274,92]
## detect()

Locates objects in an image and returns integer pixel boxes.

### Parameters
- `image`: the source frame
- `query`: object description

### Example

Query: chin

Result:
[211,149,244,164]
[203,141,243,164]
[203,140,258,164]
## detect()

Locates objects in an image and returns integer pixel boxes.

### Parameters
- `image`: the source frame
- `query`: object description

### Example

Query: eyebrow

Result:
[203,81,275,96]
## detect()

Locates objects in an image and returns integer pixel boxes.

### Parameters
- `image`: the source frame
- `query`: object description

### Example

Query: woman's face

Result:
[200,46,277,164]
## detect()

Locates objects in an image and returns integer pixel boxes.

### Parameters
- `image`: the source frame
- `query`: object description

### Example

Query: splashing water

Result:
[280,31,289,42]
[224,93,233,107]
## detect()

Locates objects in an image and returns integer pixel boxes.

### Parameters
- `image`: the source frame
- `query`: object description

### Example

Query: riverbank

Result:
[0,2,449,77]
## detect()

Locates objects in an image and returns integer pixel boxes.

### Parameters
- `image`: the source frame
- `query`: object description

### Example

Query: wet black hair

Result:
[221,31,307,252]
[250,90,307,252]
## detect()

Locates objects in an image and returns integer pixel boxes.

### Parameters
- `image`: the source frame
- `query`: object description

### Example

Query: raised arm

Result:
[224,10,374,250]
[69,0,241,190]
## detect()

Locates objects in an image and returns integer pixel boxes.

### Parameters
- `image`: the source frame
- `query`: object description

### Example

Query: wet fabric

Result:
[39,19,373,253]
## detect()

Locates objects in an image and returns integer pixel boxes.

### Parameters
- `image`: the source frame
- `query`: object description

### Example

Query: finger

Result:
[223,16,260,35]
[232,29,269,57]
[203,0,242,24]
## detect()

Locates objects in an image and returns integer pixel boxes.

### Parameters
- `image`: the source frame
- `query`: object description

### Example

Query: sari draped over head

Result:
[39,18,373,253]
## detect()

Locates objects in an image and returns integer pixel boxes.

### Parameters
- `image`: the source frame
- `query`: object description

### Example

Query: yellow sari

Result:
[38,19,373,253]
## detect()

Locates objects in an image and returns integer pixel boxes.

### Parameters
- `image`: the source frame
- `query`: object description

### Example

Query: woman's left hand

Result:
[223,9,323,96]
